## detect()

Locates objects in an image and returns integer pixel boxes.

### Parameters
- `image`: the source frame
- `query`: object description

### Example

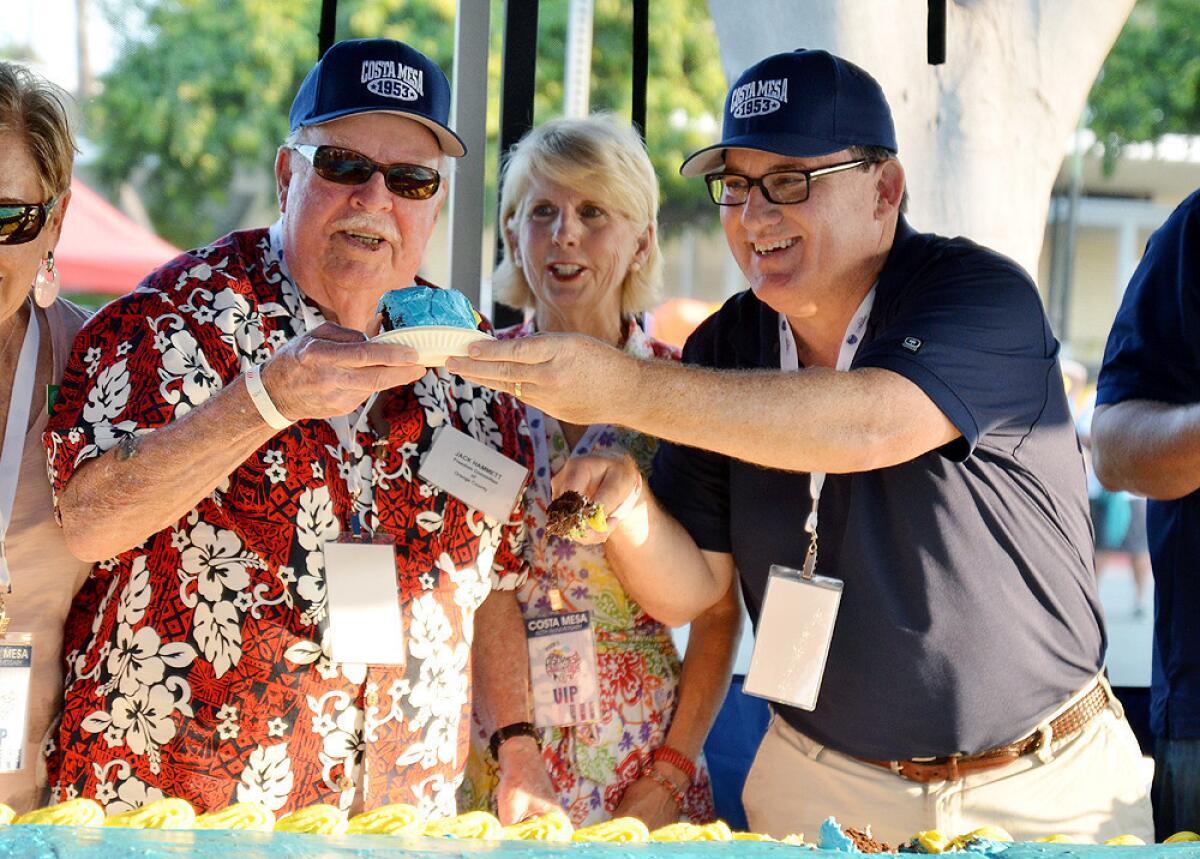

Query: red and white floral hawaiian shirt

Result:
[43,225,531,819]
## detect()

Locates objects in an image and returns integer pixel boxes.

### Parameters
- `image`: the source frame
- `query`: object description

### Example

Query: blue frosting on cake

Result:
[0,825,1183,857]
[377,286,480,331]
[819,817,857,852]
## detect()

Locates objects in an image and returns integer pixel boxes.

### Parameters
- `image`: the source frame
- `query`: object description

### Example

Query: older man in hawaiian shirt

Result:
[43,39,553,822]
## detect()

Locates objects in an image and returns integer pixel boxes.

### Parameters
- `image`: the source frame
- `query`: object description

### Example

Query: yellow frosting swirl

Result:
[104,797,196,830]
[346,803,422,835]
[651,820,733,841]
[572,816,650,842]
[422,810,503,839]
[501,810,574,841]
[908,829,953,853]
[1166,831,1200,843]
[1104,834,1146,846]
[731,831,775,841]
[13,798,105,826]
[0,804,13,826]
[1034,834,1076,844]
[274,803,348,835]
[192,802,275,831]
[951,825,1014,849]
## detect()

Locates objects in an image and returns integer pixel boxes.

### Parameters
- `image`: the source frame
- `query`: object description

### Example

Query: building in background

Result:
[1041,132,1200,369]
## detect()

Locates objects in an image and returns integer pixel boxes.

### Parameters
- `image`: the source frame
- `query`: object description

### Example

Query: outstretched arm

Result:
[612,578,741,828]
[59,323,423,561]
[471,589,561,824]
[448,335,957,474]
[1092,401,1200,500]
[550,453,734,626]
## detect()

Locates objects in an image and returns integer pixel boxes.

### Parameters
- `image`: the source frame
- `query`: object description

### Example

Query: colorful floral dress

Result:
[42,224,530,818]
[459,319,715,826]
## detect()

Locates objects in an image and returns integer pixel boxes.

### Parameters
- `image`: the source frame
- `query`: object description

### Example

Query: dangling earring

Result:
[33,251,60,308]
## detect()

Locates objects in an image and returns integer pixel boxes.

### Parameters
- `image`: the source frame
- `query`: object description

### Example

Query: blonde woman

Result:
[0,62,92,811]
[462,116,740,828]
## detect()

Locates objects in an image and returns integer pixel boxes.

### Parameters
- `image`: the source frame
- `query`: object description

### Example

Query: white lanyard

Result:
[271,223,380,535]
[525,405,608,505]
[0,302,41,591]
[520,318,613,503]
[295,299,379,534]
[779,287,875,575]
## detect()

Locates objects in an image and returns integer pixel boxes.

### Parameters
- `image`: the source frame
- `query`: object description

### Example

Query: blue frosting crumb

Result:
[377,286,480,331]
[961,838,1010,854]
[820,817,859,852]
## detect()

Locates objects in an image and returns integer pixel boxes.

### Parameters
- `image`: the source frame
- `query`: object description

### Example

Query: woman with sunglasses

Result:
[459,116,740,829]
[0,62,93,811]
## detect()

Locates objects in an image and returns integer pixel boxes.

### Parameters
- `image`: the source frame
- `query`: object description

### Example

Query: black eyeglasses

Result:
[290,144,441,200]
[705,159,876,206]
[0,195,60,245]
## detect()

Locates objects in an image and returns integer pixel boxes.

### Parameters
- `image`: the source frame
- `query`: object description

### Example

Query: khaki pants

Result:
[743,692,1152,845]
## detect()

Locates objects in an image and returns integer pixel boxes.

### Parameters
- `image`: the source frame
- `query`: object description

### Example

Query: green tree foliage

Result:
[531,0,726,230]
[1086,0,1200,170]
[90,0,725,248]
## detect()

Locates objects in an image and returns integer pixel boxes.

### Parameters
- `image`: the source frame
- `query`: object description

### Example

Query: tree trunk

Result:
[707,0,1134,278]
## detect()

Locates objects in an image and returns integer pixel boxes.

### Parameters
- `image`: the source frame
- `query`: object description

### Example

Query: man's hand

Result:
[550,453,644,545]
[494,736,562,825]
[263,321,426,420]
[446,334,636,426]
[611,764,687,829]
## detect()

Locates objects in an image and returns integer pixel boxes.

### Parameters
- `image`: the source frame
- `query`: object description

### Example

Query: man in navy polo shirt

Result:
[1092,190,1200,840]
[449,49,1151,841]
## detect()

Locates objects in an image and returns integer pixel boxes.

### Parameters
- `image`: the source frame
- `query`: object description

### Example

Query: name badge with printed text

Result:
[526,612,601,728]
[0,634,33,772]
[418,426,529,523]
[324,538,406,667]
[744,564,843,711]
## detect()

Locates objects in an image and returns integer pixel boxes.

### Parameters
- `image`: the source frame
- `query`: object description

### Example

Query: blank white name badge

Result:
[0,634,33,772]
[323,538,406,666]
[744,564,843,711]
[526,611,601,728]
[418,426,529,523]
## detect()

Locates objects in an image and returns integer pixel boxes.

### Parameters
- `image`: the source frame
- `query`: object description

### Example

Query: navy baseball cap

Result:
[289,38,466,157]
[680,49,896,177]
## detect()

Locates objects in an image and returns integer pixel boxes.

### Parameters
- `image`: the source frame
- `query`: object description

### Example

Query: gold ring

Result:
[513,381,523,399]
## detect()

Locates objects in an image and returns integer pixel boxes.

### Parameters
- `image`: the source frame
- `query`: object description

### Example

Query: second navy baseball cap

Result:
[680,49,896,177]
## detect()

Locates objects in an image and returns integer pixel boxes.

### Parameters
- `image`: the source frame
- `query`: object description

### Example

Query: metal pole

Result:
[927,0,946,65]
[563,0,594,118]
[1056,126,1086,344]
[631,0,648,137]
[318,0,337,58]
[493,0,540,327]
[448,0,492,312]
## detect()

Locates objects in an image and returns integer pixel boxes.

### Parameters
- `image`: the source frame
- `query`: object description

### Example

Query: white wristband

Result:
[607,470,644,525]
[244,365,293,431]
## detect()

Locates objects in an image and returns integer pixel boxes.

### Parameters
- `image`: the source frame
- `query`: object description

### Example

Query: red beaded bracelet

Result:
[652,745,696,784]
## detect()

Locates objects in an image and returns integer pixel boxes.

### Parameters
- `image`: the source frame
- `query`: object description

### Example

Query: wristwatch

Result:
[488,721,542,760]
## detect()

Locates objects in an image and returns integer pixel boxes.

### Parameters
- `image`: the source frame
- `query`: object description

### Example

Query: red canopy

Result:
[55,179,180,295]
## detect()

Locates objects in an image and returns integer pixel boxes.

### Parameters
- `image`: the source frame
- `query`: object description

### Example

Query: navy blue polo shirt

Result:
[1096,189,1200,740]
[651,218,1104,760]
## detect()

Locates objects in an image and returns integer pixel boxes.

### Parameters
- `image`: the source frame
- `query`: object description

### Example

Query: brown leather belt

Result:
[854,680,1110,784]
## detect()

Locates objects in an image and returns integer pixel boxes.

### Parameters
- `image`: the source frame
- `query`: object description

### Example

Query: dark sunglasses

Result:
[0,194,60,245]
[290,144,441,200]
